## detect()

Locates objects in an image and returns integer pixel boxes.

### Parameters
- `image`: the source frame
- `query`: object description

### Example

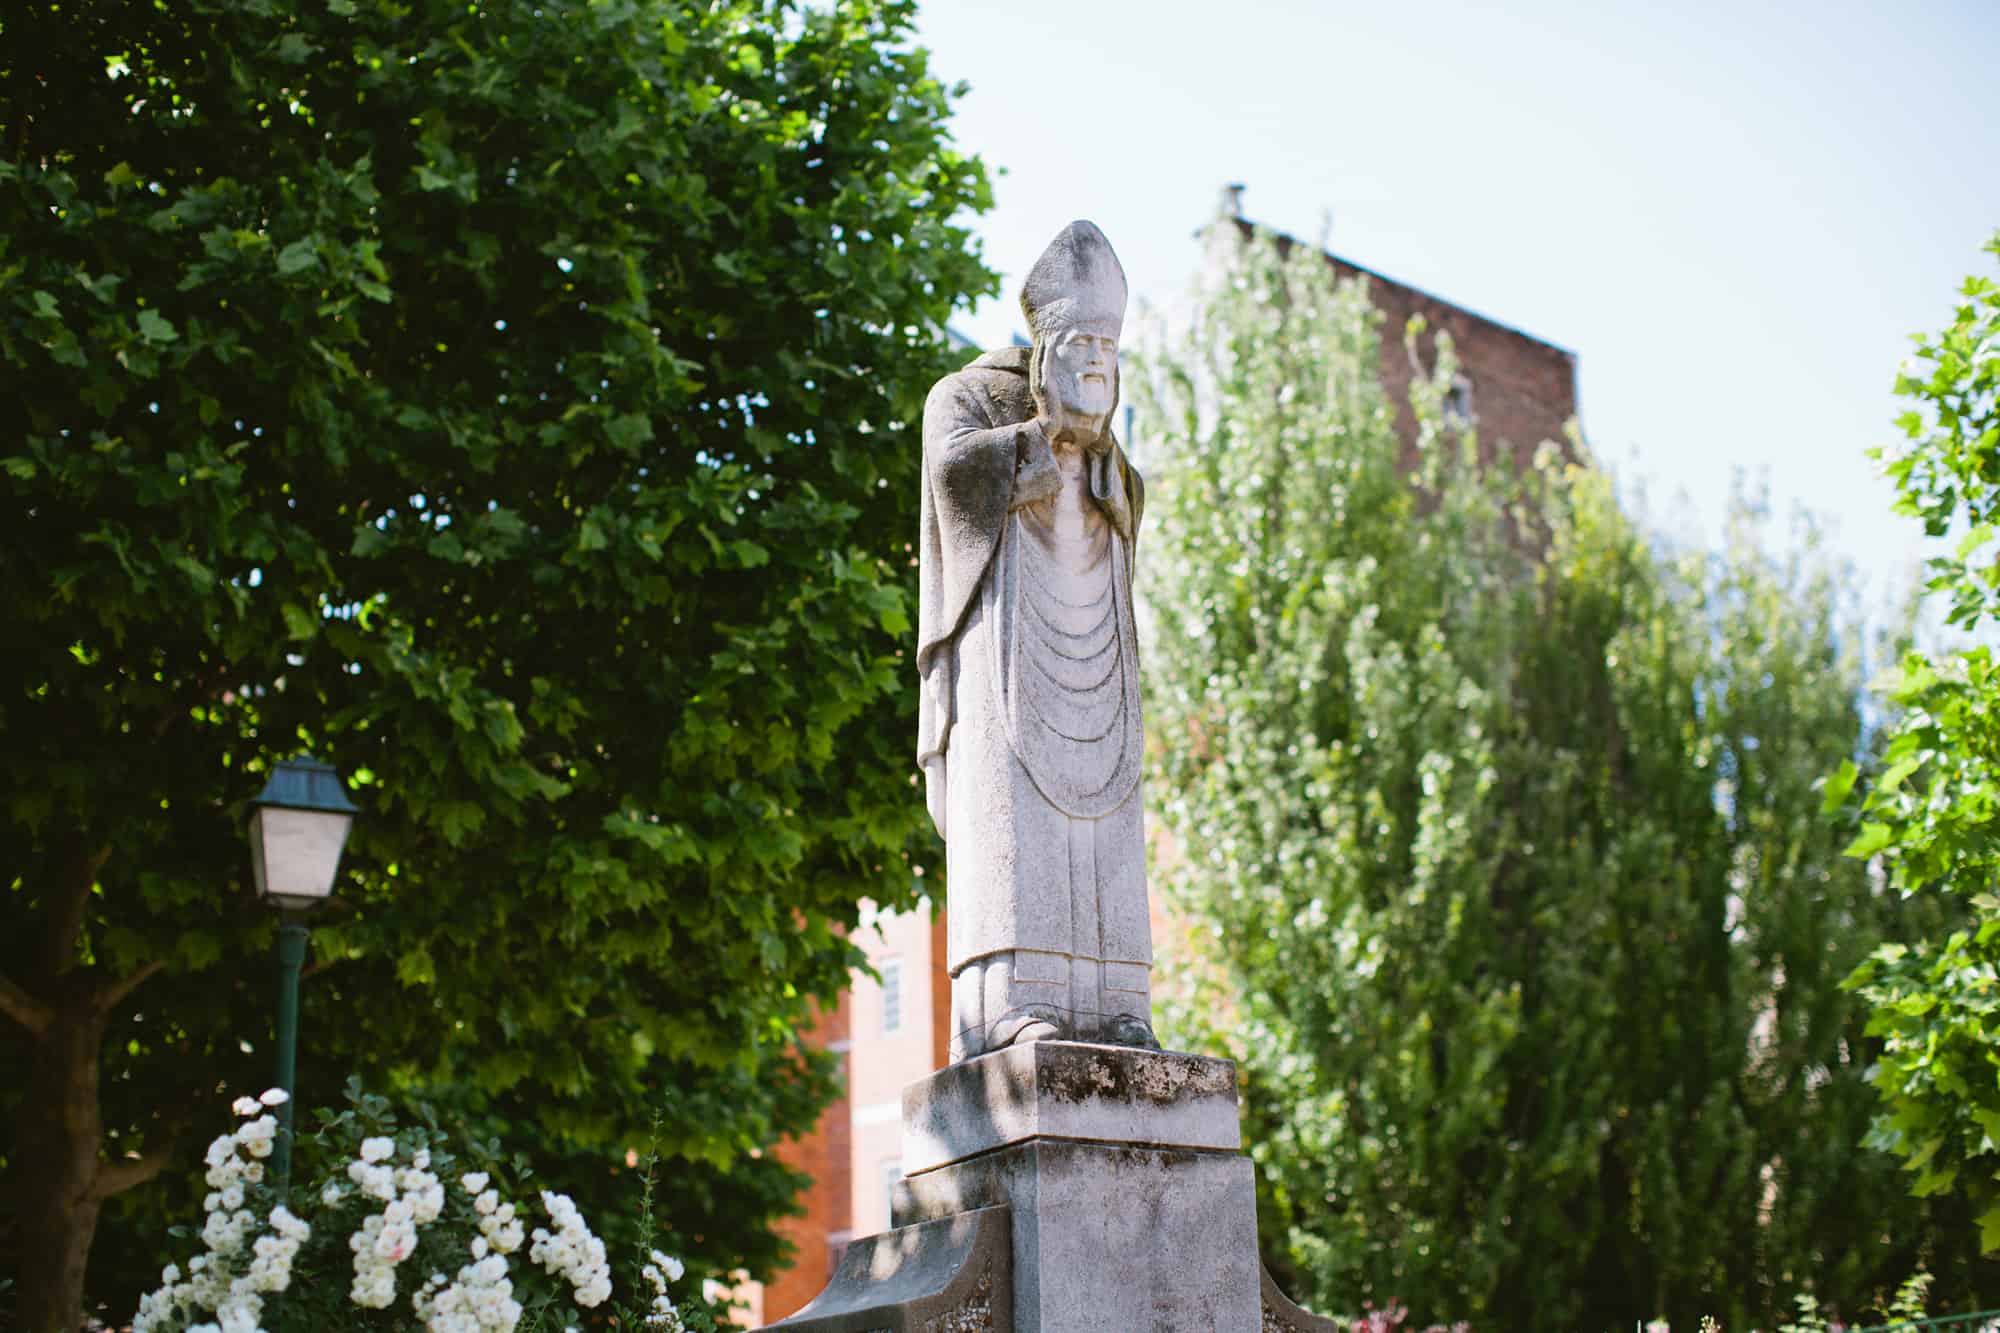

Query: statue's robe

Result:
[918,346,1152,1056]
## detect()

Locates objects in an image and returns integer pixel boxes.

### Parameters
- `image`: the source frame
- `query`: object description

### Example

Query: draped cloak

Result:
[917,347,1151,975]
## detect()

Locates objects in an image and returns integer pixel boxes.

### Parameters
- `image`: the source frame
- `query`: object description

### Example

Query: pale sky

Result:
[915,0,2000,598]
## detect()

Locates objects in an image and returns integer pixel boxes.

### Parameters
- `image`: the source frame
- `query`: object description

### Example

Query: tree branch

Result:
[92,1099,198,1200]
[0,972,55,1036]
[42,841,111,980]
[301,955,345,982]
[91,1143,180,1200]
[98,959,165,1013]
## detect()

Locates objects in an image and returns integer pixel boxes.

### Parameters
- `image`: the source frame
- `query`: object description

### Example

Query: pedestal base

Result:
[765,1205,1011,1332]
[897,1138,1259,1332]
[766,1043,1337,1332]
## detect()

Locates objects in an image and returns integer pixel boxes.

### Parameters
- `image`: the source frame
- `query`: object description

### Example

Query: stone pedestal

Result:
[760,1205,1011,1332]
[766,1043,1337,1332]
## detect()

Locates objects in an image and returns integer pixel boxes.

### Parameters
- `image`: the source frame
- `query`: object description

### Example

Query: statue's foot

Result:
[1103,1014,1161,1050]
[1006,1019,1061,1047]
[989,1009,1064,1050]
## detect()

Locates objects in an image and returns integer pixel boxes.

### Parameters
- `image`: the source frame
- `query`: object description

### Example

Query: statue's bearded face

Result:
[1041,322,1119,442]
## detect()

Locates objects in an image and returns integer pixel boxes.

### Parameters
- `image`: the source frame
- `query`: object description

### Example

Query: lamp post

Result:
[247,755,358,1199]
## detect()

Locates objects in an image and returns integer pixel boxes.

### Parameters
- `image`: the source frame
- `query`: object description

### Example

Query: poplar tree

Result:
[1133,228,1994,1331]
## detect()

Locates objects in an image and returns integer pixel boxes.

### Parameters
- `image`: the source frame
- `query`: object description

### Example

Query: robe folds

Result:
[916,347,1152,982]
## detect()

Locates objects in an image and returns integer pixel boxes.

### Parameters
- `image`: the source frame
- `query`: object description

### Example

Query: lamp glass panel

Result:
[249,814,269,900]
[253,806,353,906]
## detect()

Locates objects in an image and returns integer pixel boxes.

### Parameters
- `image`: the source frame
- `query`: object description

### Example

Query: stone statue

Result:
[776,228,1324,1319]
[917,220,1157,1060]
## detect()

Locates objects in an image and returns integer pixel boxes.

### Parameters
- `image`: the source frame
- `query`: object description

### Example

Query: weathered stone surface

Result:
[902,1040,1240,1174]
[917,220,1160,1061]
[764,1205,1011,1332]
[1259,1265,1341,1332]
[894,1139,1261,1332]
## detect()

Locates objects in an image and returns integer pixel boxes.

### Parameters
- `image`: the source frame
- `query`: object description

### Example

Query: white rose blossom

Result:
[639,1248,691,1330]
[527,1191,611,1308]
[417,1244,524,1333]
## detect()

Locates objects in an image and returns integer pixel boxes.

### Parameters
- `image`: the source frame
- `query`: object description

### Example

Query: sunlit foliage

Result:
[1134,227,1994,1331]
[0,1,993,1326]
[1840,232,2000,1254]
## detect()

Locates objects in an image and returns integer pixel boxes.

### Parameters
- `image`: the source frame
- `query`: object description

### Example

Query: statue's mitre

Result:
[1020,220,1127,336]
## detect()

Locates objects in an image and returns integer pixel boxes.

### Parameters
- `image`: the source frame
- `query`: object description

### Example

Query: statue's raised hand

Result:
[1009,418,1063,510]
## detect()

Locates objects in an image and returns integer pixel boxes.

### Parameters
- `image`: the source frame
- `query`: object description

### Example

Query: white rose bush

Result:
[132,1084,711,1332]
[130,1091,308,1333]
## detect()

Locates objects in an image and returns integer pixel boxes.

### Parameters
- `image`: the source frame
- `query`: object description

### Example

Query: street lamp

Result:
[247,755,358,1197]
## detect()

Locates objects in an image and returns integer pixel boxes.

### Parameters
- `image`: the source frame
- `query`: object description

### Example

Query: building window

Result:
[1443,374,1474,427]
[879,958,902,1035]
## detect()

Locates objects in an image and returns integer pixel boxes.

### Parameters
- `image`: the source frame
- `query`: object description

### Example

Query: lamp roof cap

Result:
[250,755,359,815]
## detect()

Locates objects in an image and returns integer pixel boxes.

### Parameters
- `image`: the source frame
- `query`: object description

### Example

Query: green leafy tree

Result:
[1133,228,1994,1331]
[0,1,992,1327]
[1839,233,2000,1251]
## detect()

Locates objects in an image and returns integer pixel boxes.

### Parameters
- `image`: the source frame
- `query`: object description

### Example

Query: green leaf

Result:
[1973,1108,2000,1149]
[276,238,320,276]
[1844,822,1895,860]
[135,309,178,343]
[1878,755,1922,794]
[1914,1162,1959,1197]
[396,944,436,987]
[1821,758,1859,814]
[281,603,320,641]
[1981,1202,2000,1254]
[605,413,653,451]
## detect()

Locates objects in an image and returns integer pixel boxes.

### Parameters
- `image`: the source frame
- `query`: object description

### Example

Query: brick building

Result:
[1233,210,1579,469]
[749,210,1580,1328]
[749,904,953,1326]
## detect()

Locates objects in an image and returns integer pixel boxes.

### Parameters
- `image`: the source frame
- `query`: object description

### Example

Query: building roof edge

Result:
[1235,218,1578,362]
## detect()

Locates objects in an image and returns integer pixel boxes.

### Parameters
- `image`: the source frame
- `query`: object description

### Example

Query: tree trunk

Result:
[11,987,109,1333]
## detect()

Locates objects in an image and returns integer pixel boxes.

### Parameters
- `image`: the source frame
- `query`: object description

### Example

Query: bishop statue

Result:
[917,221,1158,1061]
